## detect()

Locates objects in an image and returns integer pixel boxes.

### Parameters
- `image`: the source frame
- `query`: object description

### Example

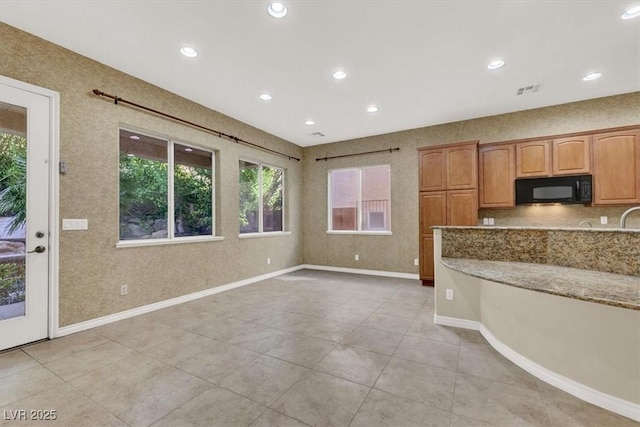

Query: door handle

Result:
[28,245,46,254]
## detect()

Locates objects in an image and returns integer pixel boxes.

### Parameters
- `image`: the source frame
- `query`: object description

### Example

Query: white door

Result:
[0,78,51,350]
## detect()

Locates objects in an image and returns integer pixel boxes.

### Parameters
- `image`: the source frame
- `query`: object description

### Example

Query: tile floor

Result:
[0,270,636,426]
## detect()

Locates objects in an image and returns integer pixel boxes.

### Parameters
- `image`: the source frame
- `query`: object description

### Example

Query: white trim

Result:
[238,231,291,239]
[302,264,419,280]
[48,86,60,341]
[0,76,61,342]
[116,235,225,248]
[325,230,393,236]
[56,265,305,337]
[435,313,640,422]
[434,314,481,330]
[480,324,640,422]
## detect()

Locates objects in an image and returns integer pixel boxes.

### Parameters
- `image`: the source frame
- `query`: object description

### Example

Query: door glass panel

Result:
[0,102,27,320]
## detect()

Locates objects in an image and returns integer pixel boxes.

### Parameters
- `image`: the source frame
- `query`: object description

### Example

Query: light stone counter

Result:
[433,226,640,277]
[441,257,640,310]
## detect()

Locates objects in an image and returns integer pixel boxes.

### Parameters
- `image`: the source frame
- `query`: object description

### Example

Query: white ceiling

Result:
[1,1,639,147]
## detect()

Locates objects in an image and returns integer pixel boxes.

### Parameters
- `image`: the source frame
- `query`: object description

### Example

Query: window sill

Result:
[116,235,225,248]
[238,231,292,239]
[326,230,393,236]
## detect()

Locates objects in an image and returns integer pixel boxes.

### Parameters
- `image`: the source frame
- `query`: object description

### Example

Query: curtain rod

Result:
[316,147,400,161]
[92,89,300,162]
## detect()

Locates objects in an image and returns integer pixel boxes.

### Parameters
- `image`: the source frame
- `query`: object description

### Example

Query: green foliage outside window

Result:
[0,133,27,234]
[119,152,212,238]
[239,161,283,233]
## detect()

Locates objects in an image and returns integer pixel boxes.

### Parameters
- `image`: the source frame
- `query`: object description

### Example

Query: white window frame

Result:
[238,159,288,238]
[116,128,222,248]
[327,164,392,235]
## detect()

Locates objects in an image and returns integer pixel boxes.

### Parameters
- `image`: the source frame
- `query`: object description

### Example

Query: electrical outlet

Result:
[414,258,419,266]
[267,257,271,265]
[600,216,608,225]
[488,218,495,225]
[120,285,128,296]
[445,288,454,301]
[355,254,359,261]
[483,218,489,225]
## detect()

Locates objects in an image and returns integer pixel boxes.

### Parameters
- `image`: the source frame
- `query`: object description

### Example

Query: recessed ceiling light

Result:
[129,135,140,140]
[487,59,505,70]
[184,147,193,152]
[366,105,379,113]
[267,2,287,18]
[332,70,347,80]
[180,46,198,58]
[259,93,273,101]
[305,120,315,126]
[583,72,602,81]
[621,5,640,19]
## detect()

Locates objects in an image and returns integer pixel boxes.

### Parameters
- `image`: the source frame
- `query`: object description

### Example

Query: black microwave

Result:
[515,175,592,205]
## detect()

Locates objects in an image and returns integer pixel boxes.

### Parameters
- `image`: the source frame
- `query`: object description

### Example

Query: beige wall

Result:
[482,280,639,405]
[303,93,640,273]
[1,23,303,326]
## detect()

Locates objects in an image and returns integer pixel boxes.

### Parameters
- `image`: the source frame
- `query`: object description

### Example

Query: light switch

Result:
[62,219,88,230]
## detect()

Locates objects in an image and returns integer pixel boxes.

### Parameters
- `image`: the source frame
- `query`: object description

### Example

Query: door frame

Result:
[1,75,60,340]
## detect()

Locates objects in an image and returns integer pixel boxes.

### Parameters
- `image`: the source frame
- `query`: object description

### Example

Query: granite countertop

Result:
[441,257,640,311]
[433,225,640,233]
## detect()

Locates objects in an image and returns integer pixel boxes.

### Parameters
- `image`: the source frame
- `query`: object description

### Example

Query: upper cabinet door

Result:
[446,144,477,189]
[479,144,515,208]
[593,130,640,205]
[516,140,551,177]
[419,148,446,191]
[552,136,591,175]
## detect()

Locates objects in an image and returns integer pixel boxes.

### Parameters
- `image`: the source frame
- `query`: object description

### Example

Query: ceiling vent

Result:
[516,84,541,95]
[309,131,326,137]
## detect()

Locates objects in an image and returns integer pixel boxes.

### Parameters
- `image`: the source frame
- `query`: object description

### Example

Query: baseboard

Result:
[434,315,639,422]
[55,265,305,337]
[301,264,420,280]
[433,314,481,331]
[478,324,639,422]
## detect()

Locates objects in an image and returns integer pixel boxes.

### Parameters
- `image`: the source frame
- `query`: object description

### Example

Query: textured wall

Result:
[0,23,303,326]
[303,93,640,274]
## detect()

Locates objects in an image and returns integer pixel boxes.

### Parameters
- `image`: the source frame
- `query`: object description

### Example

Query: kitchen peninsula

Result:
[432,226,640,422]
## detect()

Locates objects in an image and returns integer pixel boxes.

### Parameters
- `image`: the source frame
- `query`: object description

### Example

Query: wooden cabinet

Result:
[418,142,478,283]
[421,236,435,279]
[419,143,477,191]
[446,144,477,189]
[448,190,478,225]
[419,148,446,191]
[516,140,551,177]
[479,144,515,208]
[420,192,446,234]
[515,136,591,178]
[593,130,640,205]
[552,136,591,175]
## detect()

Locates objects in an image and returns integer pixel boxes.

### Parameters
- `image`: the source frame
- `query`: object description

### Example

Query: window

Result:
[119,129,214,241]
[239,160,284,234]
[328,165,391,232]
